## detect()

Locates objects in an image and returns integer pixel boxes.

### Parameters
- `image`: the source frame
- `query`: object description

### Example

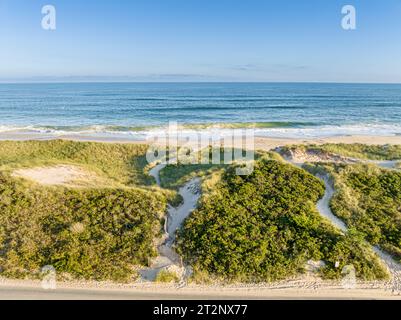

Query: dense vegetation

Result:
[0,140,173,281]
[177,159,388,282]
[0,140,397,283]
[328,164,401,261]
[0,172,167,281]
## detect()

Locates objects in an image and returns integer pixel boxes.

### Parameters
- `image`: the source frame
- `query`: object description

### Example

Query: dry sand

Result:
[140,160,201,282]
[68,133,401,150]
[2,132,401,148]
[12,165,95,186]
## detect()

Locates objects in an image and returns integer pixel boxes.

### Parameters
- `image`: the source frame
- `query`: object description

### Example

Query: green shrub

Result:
[177,159,388,282]
[155,270,180,283]
[158,149,275,189]
[0,172,167,281]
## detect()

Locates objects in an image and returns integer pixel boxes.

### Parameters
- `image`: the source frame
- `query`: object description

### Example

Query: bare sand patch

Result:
[279,147,357,164]
[12,165,96,186]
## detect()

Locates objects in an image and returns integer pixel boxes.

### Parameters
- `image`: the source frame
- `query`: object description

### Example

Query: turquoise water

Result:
[0,82,401,139]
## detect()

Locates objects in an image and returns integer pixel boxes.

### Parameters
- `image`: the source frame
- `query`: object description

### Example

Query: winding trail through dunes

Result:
[140,161,201,282]
[318,173,401,285]
[144,151,401,290]
[315,174,347,233]
[165,179,201,245]
[285,156,401,286]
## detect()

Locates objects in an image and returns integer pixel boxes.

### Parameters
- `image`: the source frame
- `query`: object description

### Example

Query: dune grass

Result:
[283,143,401,160]
[317,143,401,160]
[0,140,154,187]
[328,164,401,261]
[304,161,401,262]
[155,270,180,283]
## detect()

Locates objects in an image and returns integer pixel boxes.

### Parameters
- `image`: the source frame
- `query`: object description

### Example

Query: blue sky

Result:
[1,0,401,82]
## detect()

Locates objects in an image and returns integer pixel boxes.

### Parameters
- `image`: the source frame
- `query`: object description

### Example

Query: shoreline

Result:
[1,133,401,148]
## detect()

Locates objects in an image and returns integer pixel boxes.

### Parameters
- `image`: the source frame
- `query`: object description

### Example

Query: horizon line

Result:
[1,80,401,85]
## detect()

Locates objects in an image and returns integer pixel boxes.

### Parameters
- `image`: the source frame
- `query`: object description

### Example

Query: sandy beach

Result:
[2,132,401,149]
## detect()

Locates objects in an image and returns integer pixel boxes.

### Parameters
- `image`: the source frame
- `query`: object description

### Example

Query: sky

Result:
[0,0,401,82]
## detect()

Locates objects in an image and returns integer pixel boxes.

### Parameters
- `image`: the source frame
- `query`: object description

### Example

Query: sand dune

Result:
[13,165,95,186]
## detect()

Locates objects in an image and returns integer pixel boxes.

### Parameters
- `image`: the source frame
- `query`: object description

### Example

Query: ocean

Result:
[1,82,401,140]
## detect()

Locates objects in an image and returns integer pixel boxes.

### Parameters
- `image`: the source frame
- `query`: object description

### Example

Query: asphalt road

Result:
[0,285,264,300]
[0,285,399,300]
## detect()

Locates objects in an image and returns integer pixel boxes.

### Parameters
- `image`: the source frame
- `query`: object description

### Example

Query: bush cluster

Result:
[177,160,388,282]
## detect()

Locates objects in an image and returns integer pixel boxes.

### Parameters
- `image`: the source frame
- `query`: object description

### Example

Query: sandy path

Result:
[140,160,201,281]
[165,178,201,244]
[148,162,166,186]
[313,172,401,291]
[315,175,348,232]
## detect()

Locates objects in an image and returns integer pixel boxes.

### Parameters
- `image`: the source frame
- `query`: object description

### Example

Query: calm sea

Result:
[0,82,400,140]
